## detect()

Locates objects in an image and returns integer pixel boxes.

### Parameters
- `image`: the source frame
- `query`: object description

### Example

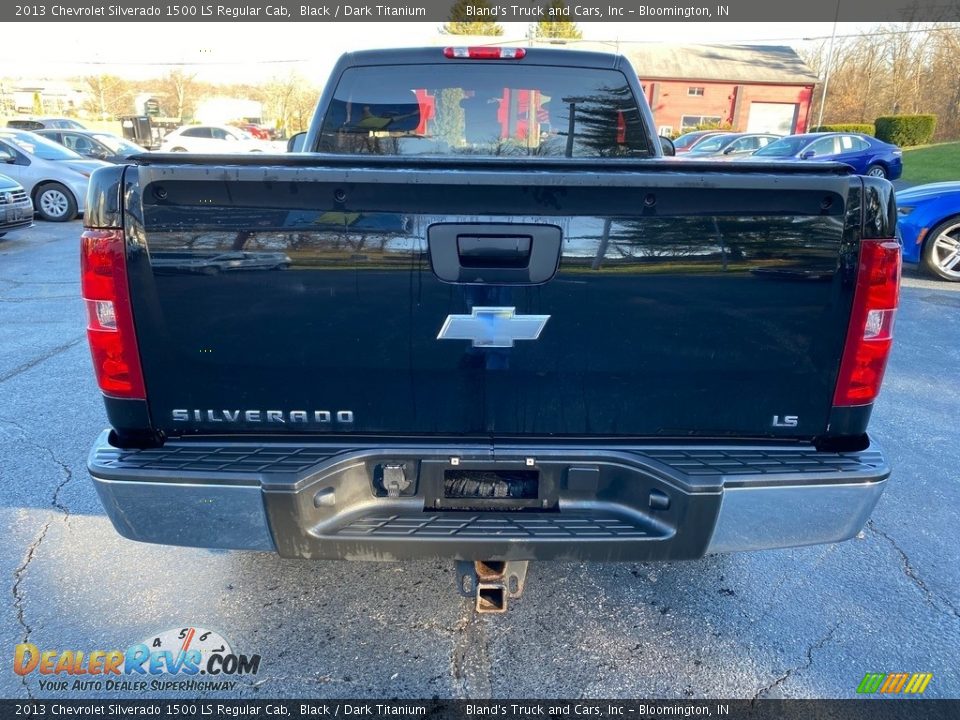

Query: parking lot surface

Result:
[1,221,958,699]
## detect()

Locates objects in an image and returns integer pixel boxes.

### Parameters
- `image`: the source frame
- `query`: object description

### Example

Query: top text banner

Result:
[6,0,960,22]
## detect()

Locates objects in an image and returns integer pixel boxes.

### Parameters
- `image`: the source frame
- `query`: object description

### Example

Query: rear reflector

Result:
[81,229,146,399]
[443,46,526,60]
[833,239,901,406]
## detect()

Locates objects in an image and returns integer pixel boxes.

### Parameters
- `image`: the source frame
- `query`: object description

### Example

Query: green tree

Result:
[564,82,639,157]
[435,88,466,148]
[441,0,503,35]
[533,1,583,39]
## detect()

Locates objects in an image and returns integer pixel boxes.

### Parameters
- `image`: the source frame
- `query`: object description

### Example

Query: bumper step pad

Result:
[334,511,660,539]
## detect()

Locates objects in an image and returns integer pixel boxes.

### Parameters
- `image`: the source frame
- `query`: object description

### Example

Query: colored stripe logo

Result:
[857,672,932,694]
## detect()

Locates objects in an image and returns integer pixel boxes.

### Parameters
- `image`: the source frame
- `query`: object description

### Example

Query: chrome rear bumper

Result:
[88,430,889,560]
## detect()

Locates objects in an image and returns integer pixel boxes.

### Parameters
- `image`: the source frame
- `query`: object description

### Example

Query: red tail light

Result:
[443,47,526,60]
[81,229,145,399]
[833,239,901,406]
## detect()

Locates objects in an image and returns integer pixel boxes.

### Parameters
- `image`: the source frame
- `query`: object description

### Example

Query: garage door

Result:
[747,103,799,134]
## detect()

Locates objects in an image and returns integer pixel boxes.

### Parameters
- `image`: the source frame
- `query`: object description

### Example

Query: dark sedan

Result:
[34,129,146,164]
[749,132,903,179]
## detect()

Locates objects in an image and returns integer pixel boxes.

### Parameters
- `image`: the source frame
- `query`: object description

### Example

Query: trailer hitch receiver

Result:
[456,560,529,613]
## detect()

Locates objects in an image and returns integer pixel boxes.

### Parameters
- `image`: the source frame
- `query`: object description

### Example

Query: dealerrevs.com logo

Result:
[14,627,261,692]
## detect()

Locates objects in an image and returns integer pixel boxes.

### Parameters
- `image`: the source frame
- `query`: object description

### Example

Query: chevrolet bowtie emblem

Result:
[437,307,550,348]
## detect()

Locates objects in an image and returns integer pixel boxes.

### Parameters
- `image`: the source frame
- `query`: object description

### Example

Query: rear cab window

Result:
[318,63,651,159]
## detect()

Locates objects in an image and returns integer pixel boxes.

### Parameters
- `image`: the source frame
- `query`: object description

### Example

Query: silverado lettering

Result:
[83,46,899,612]
[171,409,354,423]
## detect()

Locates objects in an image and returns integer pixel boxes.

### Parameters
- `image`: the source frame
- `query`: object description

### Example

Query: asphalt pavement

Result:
[1,220,958,700]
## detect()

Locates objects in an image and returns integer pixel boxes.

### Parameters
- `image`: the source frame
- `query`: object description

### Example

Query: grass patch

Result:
[902,142,960,184]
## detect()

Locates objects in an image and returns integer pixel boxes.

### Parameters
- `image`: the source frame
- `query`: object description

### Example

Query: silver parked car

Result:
[0,130,110,221]
[6,117,86,131]
[678,132,781,158]
[0,173,33,237]
[34,129,146,164]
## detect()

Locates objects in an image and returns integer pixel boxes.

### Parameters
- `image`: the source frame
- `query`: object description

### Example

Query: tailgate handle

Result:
[428,223,561,285]
[457,235,531,268]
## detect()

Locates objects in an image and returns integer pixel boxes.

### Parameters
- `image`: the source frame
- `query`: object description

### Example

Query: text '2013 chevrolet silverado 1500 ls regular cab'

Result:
[83,47,900,611]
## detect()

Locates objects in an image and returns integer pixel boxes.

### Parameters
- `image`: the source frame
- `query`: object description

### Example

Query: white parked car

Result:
[0,130,110,222]
[159,125,268,153]
[0,172,34,236]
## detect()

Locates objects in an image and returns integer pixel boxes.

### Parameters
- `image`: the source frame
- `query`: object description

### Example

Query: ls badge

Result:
[437,307,550,348]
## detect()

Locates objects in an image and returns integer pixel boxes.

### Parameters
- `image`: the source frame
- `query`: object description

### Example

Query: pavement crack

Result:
[0,418,75,517]
[868,520,960,621]
[49,454,74,516]
[0,336,85,384]
[12,523,50,700]
[2,417,76,700]
[752,623,838,701]
[450,603,492,699]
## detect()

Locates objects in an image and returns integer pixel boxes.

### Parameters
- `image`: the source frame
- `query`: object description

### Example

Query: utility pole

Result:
[815,2,841,129]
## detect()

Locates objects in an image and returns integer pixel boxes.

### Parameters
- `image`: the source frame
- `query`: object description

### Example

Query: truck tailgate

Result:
[121,157,860,440]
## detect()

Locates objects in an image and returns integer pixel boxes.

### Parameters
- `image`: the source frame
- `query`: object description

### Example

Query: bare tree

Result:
[160,70,198,121]
[259,73,319,135]
[800,23,960,139]
[84,75,131,120]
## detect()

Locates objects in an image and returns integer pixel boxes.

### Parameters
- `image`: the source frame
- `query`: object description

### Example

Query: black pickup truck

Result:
[83,47,900,609]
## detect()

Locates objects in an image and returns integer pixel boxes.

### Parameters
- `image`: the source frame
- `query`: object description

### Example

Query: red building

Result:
[620,44,818,136]
[422,38,820,139]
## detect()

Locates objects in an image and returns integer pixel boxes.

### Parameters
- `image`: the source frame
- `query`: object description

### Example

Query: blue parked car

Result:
[750,132,903,180]
[896,182,960,281]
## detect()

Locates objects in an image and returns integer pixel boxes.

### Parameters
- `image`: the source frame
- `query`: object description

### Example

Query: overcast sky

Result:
[4,22,879,84]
